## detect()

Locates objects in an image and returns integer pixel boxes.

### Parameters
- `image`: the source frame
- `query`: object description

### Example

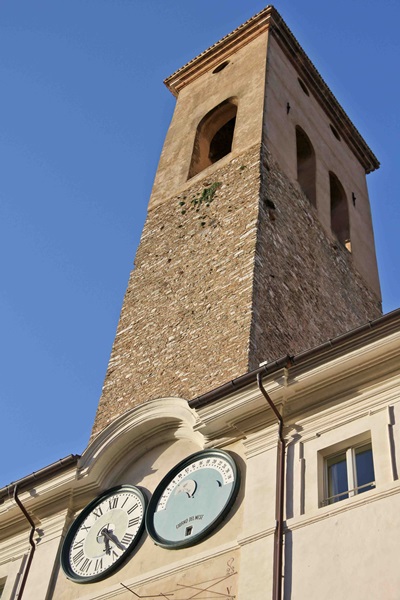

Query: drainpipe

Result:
[257,373,285,600]
[13,485,36,599]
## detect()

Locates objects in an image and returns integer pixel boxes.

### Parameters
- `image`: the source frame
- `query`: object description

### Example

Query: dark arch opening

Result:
[330,172,351,250]
[188,98,237,179]
[213,61,230,74]
[209,117,236,163]
[296,126,316,207]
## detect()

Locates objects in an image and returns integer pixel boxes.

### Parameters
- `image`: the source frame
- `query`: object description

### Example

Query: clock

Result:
[61,485,147,583]
[146,449,240,549]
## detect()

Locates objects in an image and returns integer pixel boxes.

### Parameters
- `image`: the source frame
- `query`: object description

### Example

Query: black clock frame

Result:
[60,484,147,584]
[145,449,240,549]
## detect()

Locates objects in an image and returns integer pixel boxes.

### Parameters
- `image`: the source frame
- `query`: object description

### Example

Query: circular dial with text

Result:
[61,485,146,583]
[146,449,240,549]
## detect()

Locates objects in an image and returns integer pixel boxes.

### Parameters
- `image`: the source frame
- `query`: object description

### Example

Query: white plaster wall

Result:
[283,367,400,599]
[287,494,400,599]
[50,438,247,600]
[0,555,25,599]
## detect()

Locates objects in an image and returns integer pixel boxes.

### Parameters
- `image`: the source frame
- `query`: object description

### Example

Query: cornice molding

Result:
[194,377,283,438]
[164,5,378,173]
[242,428,281,458]
[288,379,400,445]
[0,468,76,535]
[0,510,66,564]
[164,7,273,96]
[282,329,400,422]
[237,524,275,547]
[78,398,203,488]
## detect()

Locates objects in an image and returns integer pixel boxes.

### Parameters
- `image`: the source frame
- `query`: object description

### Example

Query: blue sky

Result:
[1,0,399,488]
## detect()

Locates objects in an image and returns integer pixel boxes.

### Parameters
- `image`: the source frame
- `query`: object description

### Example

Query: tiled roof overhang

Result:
[164,6,379,173]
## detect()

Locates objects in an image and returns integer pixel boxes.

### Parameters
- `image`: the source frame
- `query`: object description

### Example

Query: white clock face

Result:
[61,485,146,583]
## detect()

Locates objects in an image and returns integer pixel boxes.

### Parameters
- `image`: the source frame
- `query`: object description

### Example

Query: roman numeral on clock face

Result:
[127,502,138,514]
[111,549,120,560]
[81,558,92,573]
[108,497,119,510]
[61,486,147,583]
[72,549,85,565]
[94,558,103,572]
[121,532,134,545]
[92,506,103,519]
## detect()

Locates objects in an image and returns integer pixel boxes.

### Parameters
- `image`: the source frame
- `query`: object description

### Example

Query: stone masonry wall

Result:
[248,146,382,369]
[91,145,262,437]
[92,142,382,438]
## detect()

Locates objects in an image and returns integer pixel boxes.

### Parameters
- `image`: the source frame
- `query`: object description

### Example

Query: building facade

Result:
[1,7,399,600]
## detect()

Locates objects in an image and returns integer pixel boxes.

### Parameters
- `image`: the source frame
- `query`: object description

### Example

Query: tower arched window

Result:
[188,98,237,179]
[296,126,316,207]
[330,172,351,251]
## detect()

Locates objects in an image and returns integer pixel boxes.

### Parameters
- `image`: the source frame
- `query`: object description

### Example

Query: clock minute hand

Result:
[101,528,126,551]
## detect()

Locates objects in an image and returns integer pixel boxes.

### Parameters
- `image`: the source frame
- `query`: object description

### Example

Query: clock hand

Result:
[103,534,111,555]
[176,479,197,498]
[101,528,126,551]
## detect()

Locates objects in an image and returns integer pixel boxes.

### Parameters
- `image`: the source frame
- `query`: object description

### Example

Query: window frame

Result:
[329,171,351,251]
[295,125,317,207]
[320,436,375,507]
[188,97,238,179]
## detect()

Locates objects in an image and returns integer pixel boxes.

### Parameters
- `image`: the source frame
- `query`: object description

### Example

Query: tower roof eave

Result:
[164,5,379,174]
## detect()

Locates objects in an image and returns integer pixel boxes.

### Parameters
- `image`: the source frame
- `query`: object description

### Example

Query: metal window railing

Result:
[321,481,375,507]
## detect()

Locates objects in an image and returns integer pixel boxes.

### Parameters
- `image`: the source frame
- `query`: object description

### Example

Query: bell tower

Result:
[92,7,381,437]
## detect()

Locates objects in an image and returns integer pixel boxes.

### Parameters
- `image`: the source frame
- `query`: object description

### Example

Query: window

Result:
[298,77,310,96]
[330,171,351,250]
[296,126,316,207]
[323,442,375,506]
[329,123,341,141]
[188,98,237,179]
[213,61,230,74]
